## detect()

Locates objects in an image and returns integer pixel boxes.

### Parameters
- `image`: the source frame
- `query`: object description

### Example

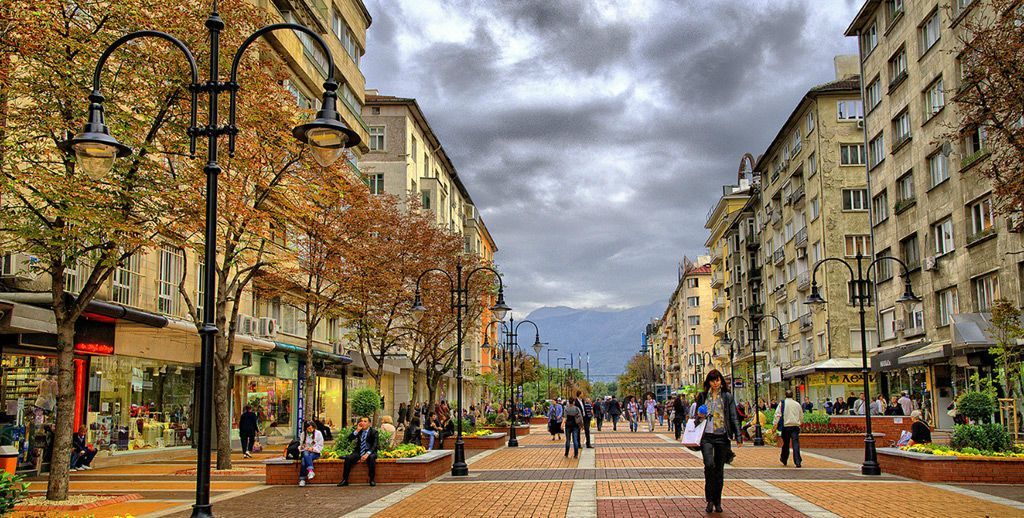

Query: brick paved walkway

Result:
[18,422,1024,517]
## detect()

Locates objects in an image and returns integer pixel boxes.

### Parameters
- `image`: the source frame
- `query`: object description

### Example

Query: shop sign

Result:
[296,363,305,427]
[824,372,878,385]
[260,357,277,377]
[734,379,745,388]
[74,342,114,355]
[74,319,115,355]
[807,373,827,387]
[320,363,345,379]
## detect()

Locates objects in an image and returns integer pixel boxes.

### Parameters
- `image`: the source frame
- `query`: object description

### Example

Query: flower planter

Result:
[877,447,1024,484]
[530,416,549,426]
[420,432,507,450]
[481,425,531,436]
[774,432,884,449]
[264,450,453,485]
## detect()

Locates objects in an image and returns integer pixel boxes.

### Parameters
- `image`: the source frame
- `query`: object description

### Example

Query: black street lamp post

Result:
[557,357,568,396]
[723,314,785,446]
[805,253,919,476]
[59,7,361,516]
[481,317,542,447]
[411,262,510,476]
[546,348,559,399]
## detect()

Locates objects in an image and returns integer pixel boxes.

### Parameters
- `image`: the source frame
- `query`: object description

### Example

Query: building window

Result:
[924,77,945,119]
[288,11,329,76]
[974,273,999,311]
[880,308,896,340]
[687,296,700,307]
[791,131,802,156]
[689,334,701,346]
[411,137,418,157]
[806,111,815,134]
[965,126,988,158]
[812,241,822,263]
[817,332,827,355]
[807,152,817,176]
[157,245,184,316]
[928,152,949,187]
[901,233,920,268]
[370,106,380,115]
[366,173,385,195]
[892,109,911,148]
[956,0,975,16]
[889,46,908,88]
[873,190,889,223]
[851,329,880,350]
[687,278,699,288]
[848,280,874,305]
[869,132,886,169]
[866,76,882,111]
[932,216,954,256]
[887,0,905,22]
[810,196,820,220]
[920,9,941,55]
[897,172,915,203]
[840,144,866,166]
[843,189,869,211]
[938,288,959,326]
[837,100,864,121]
[861,23,878,55]
[688,315,700,326]
[332,11,361,66]
[196,261,205,320]
[280,303,306,337]
[112,254,140,307]
[969,196,995,238]
[845,235,871,257]
[877,248,893,281]
[368,126,385,151]
[908,304,925,333]
[421,190,431,210]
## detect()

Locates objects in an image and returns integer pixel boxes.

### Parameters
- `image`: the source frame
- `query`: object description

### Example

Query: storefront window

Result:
[316,377,343,430]
[87,356,194,452]
[0,355,58,470]
[240,376,293,436]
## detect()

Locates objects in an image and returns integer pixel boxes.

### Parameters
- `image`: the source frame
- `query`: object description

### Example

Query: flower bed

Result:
[878,447,1024,484]
[530,416,549,426]
[480,425,531,435]
[775,432,885,449]
[419,432,507,450]
[264,450,453,485]
[15,494,141,512]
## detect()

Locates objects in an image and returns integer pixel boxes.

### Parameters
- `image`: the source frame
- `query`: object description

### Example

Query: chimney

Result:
[834,55,859,80]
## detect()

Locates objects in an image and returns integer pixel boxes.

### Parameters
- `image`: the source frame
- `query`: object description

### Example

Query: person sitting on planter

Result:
[338,416,378,487]
[403,411,422,445]
[908,410,931,446]
[298,420,324,487]
[70,426,96,471]
[380,416,397,447]
[421,412,440,449]
[439,413,456,449]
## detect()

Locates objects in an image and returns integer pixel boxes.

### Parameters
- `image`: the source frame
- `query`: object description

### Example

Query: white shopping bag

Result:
[681,418,707,447]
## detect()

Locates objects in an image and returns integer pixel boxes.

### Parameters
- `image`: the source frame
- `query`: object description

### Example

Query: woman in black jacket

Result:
[695,369,742,514]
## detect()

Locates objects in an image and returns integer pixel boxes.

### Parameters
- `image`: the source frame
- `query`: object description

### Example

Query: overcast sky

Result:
[361,0,862,316]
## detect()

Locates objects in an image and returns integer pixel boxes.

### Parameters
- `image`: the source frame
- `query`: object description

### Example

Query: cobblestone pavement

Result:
[19,423,1024,517]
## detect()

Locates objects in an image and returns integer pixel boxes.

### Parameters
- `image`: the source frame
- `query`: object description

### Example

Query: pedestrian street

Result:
[13,420,1024,517]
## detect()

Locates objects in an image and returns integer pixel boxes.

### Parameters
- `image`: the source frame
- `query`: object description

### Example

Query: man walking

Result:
[594,397,605,431]
[339,416,378,486]
[672,395,687,441]
[898,391,913,416]
[775,390,803,468]
[644,393,657,432]
[238,405,259,458]
[577,392,594,448]
[607,396,622,431]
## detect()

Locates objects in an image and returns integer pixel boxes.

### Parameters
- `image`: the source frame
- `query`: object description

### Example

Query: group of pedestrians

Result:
[546,392,594,457]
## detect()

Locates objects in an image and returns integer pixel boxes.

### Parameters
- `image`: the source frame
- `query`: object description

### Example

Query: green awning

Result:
[273,341,352,365]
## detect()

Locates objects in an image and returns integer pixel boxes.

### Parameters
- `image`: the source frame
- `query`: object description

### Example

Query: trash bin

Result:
[0,445,19,474]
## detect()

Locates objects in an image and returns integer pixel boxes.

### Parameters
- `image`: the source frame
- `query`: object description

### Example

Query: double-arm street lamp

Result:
[556,357,568,396]
[481,317,541,447]
[691,350,713,386]
[546,347,559,399]
[723,314,785,446]
[411,262,510,476]
[805,253,919,476]
[59,6,360,516]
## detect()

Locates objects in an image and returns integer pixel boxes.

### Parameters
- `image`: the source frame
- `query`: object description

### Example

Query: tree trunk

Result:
[213,337,232,470]
[305,333,316,423]
[45,323,76,500]
[410,369,421,408]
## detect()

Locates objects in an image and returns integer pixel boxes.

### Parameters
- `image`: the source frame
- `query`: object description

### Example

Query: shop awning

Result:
[783,357,861,379]
[273,341,352,365]
[870,339,929,372]
[0,299,57,334]
[952,313,994,350]
[898,340,952,365]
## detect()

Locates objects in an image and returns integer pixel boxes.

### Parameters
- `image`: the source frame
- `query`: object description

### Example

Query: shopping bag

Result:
[252,439,263,453]
[681,418,707,447]
[895,430,912,447]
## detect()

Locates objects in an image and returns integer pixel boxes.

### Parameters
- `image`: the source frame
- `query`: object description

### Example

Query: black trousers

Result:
[595,414,603,431]
[673,419,684,440]
[343,451,377,482]
[700,434,731,505]
[780,426,802,465]
[582,417,592,447]
[239,432,255,453]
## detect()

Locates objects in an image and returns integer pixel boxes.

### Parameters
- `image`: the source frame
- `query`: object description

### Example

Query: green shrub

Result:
[459,418,476,434]
[0,471,28,515]
[351,388,382,418]
[484,412,498,426]
[326,427,394,456]
[763,409,776,427]
[951,423,1014,453]
[803,412,831,425]
[957,391,996,423]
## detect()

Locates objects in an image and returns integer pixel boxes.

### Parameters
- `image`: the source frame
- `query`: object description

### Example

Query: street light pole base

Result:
[753,424,764,446]
[508,423,519,447]
[452,440,469,476]
[190,504,213,518]
[862,435,881,476]
[752,437,765,446]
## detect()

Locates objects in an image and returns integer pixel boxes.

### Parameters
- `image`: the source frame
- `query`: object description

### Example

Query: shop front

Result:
[785,358,880,410]
[232,351,298,440]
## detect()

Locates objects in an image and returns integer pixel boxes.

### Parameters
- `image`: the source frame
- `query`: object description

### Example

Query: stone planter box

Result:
[481,425,530,436]
[828,415,920,439]
[530,416,549,426]
[420,433,507,450]
[774,432,884,449]
[264,450,453,485]
[877,448,1024,484]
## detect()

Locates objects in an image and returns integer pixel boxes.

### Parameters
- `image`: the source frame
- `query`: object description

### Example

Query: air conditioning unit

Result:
[857,120,864,129]
[923,255,938,271]
[0,252,37,280]
[895,319,906,331]
[258,317,278,338]
[796,248,806,259]
[236,314,254,336]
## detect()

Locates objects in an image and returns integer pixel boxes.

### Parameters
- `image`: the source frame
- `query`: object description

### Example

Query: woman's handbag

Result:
[252,439,263,453]
[681,418,707,448]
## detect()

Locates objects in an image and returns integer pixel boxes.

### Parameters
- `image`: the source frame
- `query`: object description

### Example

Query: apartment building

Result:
[705,181,753,397]
[653,256,714,389]
[846,0,1024,428]
[360,92,499,405]
[754,57,877,406]
[0,0,373,468]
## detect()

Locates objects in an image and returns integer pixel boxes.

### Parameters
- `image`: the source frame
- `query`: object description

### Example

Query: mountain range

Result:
[522,300,667,382]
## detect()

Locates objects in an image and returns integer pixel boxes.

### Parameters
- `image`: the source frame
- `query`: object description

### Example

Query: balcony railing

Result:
[795,227,808,248]
[800,313,813,330]
[711,271,724,287]
[710,247,723,264]
[797,271,811,291]
[771,211,782,227]
[773,246,785,265]
[712,321,722,335]
[712,296,726,311]
[775,286,788,302]
[791,185,805,206]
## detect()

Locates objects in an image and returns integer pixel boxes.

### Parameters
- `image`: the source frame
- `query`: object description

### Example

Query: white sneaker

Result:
[81,465,92,470]
[70,468,78,472]
[307,470,315,480]
[299,479,306,487]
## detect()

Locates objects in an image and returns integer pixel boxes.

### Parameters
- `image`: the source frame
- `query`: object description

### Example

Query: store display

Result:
[1,355,58,471]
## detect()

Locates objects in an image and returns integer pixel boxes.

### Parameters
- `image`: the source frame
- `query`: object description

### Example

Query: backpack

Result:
[285,439,300,460]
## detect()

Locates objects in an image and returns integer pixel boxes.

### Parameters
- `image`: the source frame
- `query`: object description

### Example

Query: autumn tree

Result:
[949,0,1024,222]
[990,300,1024,405]
[0,0,216,499]
[617,354,650,400]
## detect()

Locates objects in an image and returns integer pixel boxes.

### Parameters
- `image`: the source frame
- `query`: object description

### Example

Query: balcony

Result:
[710,247,723,264]
[795,227,808,248]
[791,185,806,207]
[800,313,813,331]
[771,211,782,227]
[749,303,763,317]
[712,320,724,336]
[774,286,788,303]
[712,296,726,311]
[710,270,724,287]
[749,266,762,280]
[895,197,916,214]
[773,246,785,265]
[797,271,811,291]
[746,239,760,251]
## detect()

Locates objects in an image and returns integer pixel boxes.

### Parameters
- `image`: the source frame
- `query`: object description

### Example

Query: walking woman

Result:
[563,398,583,458]
[695,369,742,513]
